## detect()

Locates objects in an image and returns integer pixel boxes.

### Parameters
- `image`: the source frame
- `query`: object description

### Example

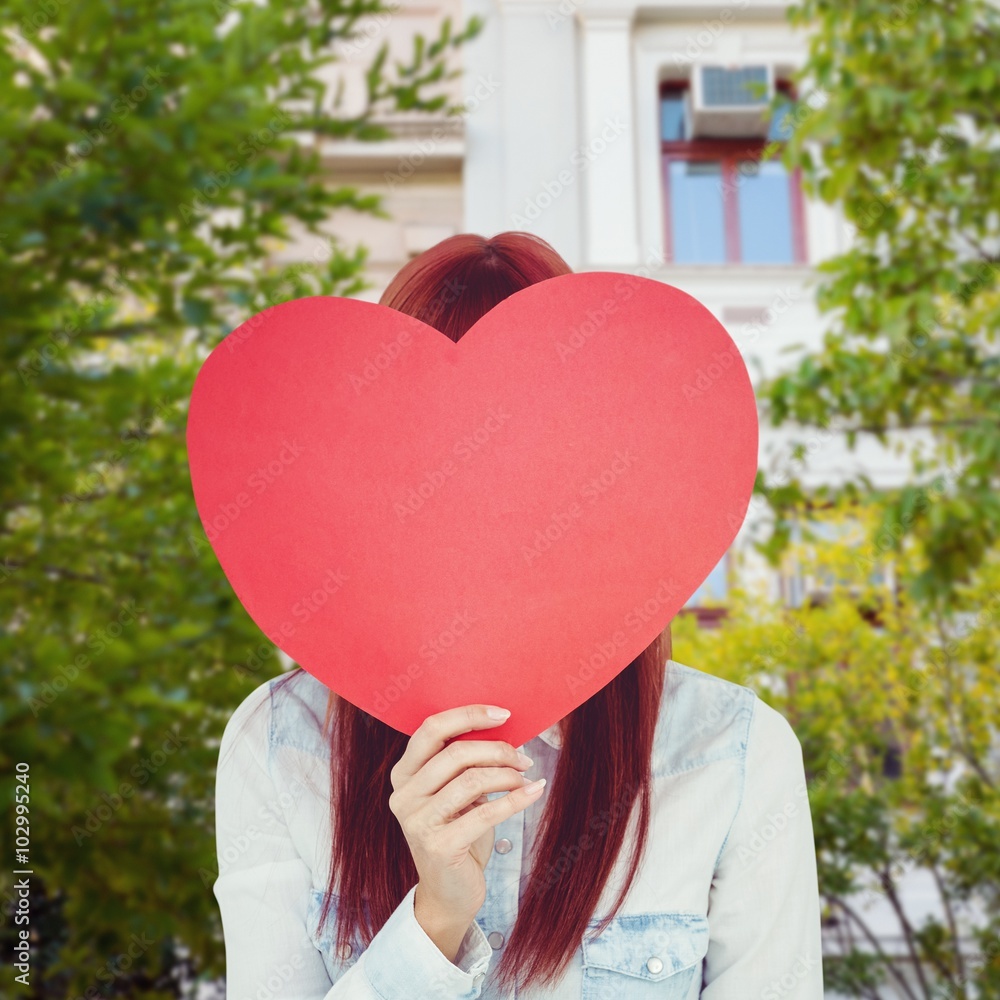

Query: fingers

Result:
[415,765,532,827]
[392,705,512,785]
[403,739,531,800]
[442,778,547,849]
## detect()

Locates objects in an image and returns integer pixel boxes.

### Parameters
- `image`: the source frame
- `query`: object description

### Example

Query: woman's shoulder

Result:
[654,658,797,779]
[220,660,798,777]
[220,668,334,770]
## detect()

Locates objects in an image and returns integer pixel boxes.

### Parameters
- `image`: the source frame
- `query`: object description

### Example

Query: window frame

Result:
[776,500,899,622]
[679,549,732,629]
[659,79,808,266]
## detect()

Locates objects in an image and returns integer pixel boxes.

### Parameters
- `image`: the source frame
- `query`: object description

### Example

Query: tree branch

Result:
[929,860,966,988]
[828,894,921,1000]
[877,866,932,997]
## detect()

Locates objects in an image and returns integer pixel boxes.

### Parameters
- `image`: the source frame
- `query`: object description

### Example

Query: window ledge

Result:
[650,263,814,278]
[677,606,729,629]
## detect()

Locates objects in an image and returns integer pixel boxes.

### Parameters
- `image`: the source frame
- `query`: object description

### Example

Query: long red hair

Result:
[269,232,669,991]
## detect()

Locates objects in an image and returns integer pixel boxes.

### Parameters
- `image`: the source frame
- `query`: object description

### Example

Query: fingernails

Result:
[516,752,533,768]
[486,706,511,721]
[524,778,546,795]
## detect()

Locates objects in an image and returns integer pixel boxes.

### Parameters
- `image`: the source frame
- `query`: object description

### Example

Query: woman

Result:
[212,231,824,999]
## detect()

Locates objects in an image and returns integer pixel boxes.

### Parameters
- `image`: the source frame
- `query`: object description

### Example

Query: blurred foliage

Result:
[759,0,1000,603]
[3,0,999,998]
[674,505,1000,999]
[0,0,479,996]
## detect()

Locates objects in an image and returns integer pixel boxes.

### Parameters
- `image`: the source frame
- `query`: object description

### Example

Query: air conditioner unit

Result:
[687,64,775,139]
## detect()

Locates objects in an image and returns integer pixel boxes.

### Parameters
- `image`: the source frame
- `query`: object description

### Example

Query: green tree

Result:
[741,3,1000,989]
[758,0,1000,603]
[673,507,1000,998]
[0,1,479,995]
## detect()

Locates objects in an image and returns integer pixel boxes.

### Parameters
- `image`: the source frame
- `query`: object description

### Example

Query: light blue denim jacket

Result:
[213,659,824,999]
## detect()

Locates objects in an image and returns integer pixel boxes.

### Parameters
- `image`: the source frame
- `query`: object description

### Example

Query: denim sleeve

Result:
[700,696,825,999]
[357,884,493,999]
[212,682,493,999]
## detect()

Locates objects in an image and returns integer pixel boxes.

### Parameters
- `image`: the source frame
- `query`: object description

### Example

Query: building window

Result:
[680,552,730,628]
[659,80,807,265]
[777,513,895,621]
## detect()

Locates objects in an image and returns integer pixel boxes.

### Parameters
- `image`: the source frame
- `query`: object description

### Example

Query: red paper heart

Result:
[186,272,757,747]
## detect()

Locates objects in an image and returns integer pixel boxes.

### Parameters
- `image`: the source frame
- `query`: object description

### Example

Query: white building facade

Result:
[291,3,941,995]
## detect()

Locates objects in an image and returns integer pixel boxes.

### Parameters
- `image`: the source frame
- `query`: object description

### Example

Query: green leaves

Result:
[673,516,1000,998]
[0,0,477,994]
[757,0,1000,602]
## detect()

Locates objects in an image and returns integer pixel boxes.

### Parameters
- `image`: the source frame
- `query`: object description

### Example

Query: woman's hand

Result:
[388,704,546,960]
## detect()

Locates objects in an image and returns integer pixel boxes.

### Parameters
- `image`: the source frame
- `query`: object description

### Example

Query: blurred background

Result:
[1,0,998,996]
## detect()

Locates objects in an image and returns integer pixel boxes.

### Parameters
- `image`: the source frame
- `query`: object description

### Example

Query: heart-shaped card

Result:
[186,272,757,747]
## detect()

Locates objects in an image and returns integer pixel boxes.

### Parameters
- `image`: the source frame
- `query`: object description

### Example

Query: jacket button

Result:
[494,838,513,854]
[473,972,485,988]
[646,956,663,974]
[487,931,505,949]
[336,943,353,960]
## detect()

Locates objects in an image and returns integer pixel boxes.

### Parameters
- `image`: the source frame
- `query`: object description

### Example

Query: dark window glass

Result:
[668,160,726,263]
[737,160,794,264]
[660,92,686,141]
